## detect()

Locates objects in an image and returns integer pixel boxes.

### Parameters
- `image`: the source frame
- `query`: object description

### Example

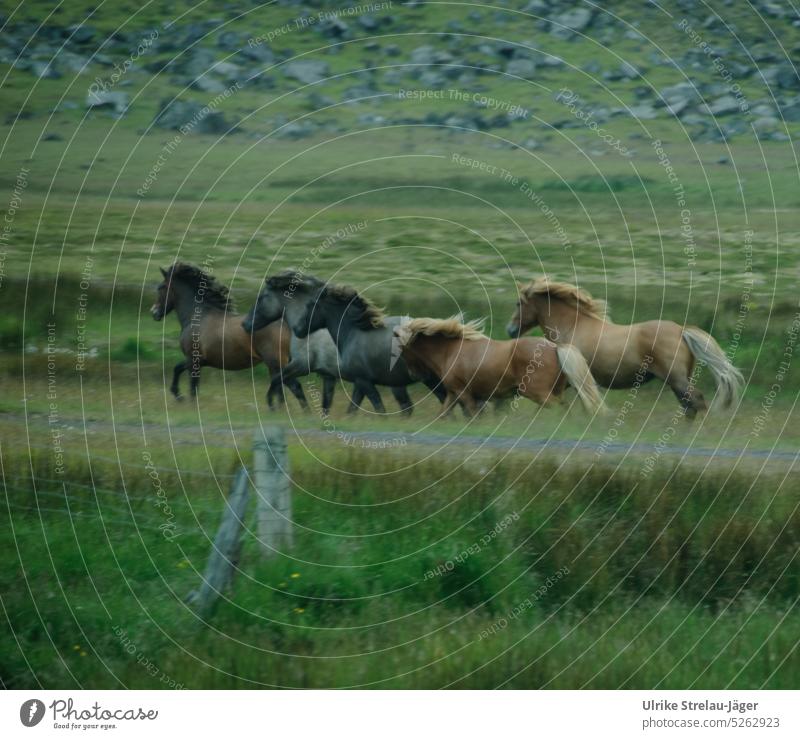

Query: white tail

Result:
[556,344,607,415]
[681,327,744,410]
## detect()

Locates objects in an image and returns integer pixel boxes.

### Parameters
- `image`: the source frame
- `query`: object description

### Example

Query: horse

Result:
[289,279,447,414]
[506,277,744,418]
[393,316,606,417]
[151,262,306,408]
[241,270,341,415]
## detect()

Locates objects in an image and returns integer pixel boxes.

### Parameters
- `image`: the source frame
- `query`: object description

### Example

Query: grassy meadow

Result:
[2,0,800,690]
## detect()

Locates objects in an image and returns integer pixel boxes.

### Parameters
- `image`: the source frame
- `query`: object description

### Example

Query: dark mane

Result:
[324,283,386,329]
[164,262,235,311]
[264,269,326,294]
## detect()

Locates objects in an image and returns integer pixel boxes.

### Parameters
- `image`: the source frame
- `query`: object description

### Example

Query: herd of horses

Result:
[151,262,744,420]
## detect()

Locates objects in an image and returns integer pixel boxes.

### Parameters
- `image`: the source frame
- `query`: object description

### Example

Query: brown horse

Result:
[506,278,744,418]
[151,262,306,408]
[393,317,606,417]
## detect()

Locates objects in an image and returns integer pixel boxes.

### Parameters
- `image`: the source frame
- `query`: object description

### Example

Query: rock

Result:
[752,116,779,136]
[759,63,800,90]
[410,45,437,65]
[583,60,602,75]
[384,44,402,57]
[217,31,241,51]
[190,74,226,94]
[283,60,329,84]
[382,69,404,85]
[550,8,594,39]
[153,98,230,134]
[358,14,379,31]
[522,0,548,13]
[43,132,63,141]
[275,120,317,139]
[627,104,657,120]
[657,82,701,109]
[69,24,96,44]
[30,60,60,79]
[239,43,274,63]
[704,95,742,116]
[506,58,536,79]
[307,91,335,108]
[180,47,216,78]
[86,89,129,114]
[419,70,446,88]
[318,18,350,39]
[778,100,800,122]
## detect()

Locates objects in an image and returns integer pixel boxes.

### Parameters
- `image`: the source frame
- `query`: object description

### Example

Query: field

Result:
[2,0,800,689]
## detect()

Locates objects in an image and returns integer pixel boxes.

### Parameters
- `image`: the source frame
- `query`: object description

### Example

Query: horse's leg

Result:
[390,386,414,416]
[285,378,308,410]
[189,361,204,399]
[667,374,707,420]
[347,383,365,414]
[321,374,336,416]
[459,392,480,418]
[437,390,460,419]
[422,376,447,403]
[171,360,187,400]
[362,382,387,413]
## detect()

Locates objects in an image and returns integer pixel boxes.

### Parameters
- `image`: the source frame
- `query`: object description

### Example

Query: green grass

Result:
[2,446,799,688]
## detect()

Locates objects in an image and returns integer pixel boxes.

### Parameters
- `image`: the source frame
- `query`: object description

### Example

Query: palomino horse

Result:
[506,278,744,418]
[290,279,447,414]
[393,317,606,416]
[151,262,306,407]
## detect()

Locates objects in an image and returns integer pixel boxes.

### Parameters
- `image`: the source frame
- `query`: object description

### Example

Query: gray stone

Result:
[30,60,60,79]
[217,31,241,51]
[283,60,329,84]
[550,8,594,39]
[190,74,226,94]
[153,98,231,134]
[705,95,742,116]
[506,58,536,79]
[86,89,129,114]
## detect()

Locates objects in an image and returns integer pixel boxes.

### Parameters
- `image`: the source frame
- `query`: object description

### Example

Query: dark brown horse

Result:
[394,316,606,417]
[151,262,306,407]
[506,277,744,418]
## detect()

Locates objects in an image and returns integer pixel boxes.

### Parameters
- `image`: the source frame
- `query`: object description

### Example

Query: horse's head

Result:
[151,267,174,321]
[242,285,283,334]
[506,286,538,338]
[292,288,327,338]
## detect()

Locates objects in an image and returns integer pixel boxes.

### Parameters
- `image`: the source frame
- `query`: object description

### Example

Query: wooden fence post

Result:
[186,465,249,617]
[253,426,293,557]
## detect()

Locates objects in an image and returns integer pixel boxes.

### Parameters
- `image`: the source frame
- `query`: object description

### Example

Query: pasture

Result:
[3,78,800,687]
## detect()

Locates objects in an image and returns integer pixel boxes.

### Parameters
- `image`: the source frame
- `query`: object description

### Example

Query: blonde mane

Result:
[522,277,609,320]
[325,283,386,328]
[401,316,487,345]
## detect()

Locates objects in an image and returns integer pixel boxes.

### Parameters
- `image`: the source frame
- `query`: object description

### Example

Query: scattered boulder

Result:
[704,95,742,116]
[283,60,329,84]
[153,98,230,134]
[86,89,129,114]
[506,58,536,79]
[216,31,241,51]
[550,8,594,39]
[30,60,60,79]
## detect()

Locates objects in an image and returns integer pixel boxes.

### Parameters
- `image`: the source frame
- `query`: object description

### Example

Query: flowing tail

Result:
[556,344,607,415]
[681,327,744,410]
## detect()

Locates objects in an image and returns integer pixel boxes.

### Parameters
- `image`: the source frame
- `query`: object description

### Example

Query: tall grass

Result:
[2,445,798,688]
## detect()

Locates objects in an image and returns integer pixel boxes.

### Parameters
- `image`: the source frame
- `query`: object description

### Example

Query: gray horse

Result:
[242,271,423,414]
[289,278,446,414]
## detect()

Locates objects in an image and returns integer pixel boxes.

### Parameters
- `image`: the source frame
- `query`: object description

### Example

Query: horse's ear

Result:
[160,267,167,278]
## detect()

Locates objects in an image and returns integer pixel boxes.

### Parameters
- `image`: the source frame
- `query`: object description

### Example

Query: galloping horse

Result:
[506,277,744,418]
[290,279,447,414]
[394,317,606,416]
[242,270,342,415]
[151,262,306,407]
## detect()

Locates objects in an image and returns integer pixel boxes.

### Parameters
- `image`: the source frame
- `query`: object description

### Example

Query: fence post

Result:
[253,425,293,557]
[186,466,249,617]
